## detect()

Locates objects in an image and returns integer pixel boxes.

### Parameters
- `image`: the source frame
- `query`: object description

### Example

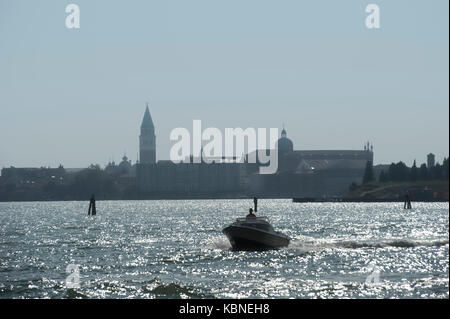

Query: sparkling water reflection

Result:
[0,200,448,298]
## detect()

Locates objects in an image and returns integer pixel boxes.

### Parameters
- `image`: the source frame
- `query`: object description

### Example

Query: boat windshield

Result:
[236,216,268,222]
[233,216,275,232]
[243,222,273,232]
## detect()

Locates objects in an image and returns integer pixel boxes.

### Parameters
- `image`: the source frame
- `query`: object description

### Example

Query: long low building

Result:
[244,134,373,198]
[136,161,248,198]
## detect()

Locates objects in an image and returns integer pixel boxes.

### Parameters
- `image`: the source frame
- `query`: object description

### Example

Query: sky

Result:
[0,0,448,169]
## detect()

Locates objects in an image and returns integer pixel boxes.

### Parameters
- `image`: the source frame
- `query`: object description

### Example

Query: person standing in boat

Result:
[246,208,256,219]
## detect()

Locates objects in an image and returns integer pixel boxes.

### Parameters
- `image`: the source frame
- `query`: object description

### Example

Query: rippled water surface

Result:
[0,200,448,298]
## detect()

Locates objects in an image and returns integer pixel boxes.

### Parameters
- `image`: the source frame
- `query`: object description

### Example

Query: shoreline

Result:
[0,198,448,203]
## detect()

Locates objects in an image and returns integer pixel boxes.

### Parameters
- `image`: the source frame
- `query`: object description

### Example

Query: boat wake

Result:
[288,236,449,252]
[208,235,448,252]
[211,237,232,250]
[336,239,449,249]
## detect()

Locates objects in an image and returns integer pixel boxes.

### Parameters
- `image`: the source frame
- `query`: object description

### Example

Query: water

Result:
[0,200,448,299]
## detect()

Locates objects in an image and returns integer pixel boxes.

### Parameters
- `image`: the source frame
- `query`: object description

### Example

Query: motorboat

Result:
[222,216,290,250]
[222,198,290,250]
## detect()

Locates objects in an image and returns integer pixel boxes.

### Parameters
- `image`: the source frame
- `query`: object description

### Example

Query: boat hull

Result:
[222,225,290,250]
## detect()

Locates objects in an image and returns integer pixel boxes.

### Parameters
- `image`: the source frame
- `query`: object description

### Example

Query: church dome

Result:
[118,155,132,174]
[276,127,294,154]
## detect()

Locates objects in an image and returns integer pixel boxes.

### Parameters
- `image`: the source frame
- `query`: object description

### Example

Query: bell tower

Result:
[139,103,156,164]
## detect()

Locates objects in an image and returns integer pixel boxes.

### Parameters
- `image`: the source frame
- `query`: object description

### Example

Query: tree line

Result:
[362,157,449,185]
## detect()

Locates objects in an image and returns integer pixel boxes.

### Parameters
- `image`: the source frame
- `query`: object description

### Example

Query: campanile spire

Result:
[139,103,156,163]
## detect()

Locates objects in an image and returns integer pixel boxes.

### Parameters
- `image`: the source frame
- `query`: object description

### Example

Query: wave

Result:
[65,288,89,299]
[146,281,210,298]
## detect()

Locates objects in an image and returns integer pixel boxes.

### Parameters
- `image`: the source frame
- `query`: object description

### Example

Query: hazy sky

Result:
[0,0,448,169]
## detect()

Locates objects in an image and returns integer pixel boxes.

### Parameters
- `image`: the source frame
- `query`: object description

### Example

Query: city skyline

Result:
[0,102,447,170]
[0,0,448,169]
